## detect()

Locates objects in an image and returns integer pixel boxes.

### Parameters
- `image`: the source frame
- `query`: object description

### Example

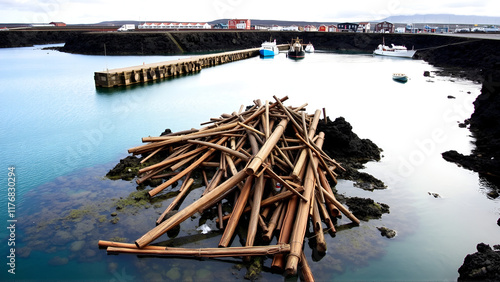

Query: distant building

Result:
[328,25,338,32]
[50,22,66,27]
[228,19,251,29]
[337,22,359,32]
[0,27,9,31]
[358,22,371,33]
[282,25,299,31]
[213,23,228,29]
[138,22,211,29]
[318,25,328,32]
[304,25,317,31]
[375,21,394,33]
[269,25,282,31]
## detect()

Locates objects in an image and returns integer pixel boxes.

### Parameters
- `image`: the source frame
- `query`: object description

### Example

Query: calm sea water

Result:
[0,44,499,281]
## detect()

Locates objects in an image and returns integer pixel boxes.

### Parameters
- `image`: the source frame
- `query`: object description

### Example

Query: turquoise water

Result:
[0,44,499,281]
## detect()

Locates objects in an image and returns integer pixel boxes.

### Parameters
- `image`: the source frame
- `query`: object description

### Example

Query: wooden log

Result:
[246,174,265,249]
[317,168,340,218]
[246,118,289,176]
[286,132,324,275]
[219,175,254,247]
[264,166,307,202]
[107,244,290,258]
[271,195,299,271]
[300,251,315,282]
[187,139,249,162]
[138,145,206,174]
[262,202,283,242]
[312,196,327,253]
[316,192,336,233]
[98,240,165,250]
[135,169,247,248]
[216,186,305,224]
[156,178,194,225]
[148,136,230,197]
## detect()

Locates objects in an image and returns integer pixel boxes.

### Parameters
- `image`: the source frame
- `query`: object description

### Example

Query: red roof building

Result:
[228,19,251,29]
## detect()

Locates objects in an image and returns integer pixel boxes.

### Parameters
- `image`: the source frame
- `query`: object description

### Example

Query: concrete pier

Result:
[94,46,286,88]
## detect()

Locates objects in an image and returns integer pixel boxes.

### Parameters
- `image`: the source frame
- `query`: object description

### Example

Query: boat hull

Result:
[374,49,416,58]
[288,50,305,59]
[259,48,279,57]
[392,75,408,83]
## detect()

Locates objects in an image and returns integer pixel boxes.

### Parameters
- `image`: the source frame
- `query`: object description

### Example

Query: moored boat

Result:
[305,43,315,53]
[392,73,408,83]
[287,37,305,59]
[374,38,416,58]
[259,39,280,57]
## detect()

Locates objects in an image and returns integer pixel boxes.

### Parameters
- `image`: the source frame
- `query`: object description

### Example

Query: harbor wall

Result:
[3,30,499,72]
[57,30,499,74]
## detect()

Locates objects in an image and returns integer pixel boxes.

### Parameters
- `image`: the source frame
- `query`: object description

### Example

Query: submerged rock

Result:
[377,227,396,238]
[458,243,500,281]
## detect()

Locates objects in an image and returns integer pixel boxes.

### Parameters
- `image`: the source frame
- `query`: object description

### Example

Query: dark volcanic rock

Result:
[344,197,389,221]
[318,117,381,164]
[318,117,384,189]
[106,155,142,181]
[458,243,500,281]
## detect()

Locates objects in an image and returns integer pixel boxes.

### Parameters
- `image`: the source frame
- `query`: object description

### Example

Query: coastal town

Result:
[1,18,499,33]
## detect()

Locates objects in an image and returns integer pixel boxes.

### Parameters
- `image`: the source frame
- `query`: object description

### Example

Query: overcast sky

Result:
[0,0,498,24]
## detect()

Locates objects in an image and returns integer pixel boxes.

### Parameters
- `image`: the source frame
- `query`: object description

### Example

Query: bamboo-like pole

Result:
[246,118,289,176]
[219,175,254,248]
[156,178,194,225]
[138,146,206,175]
[246,174,265,249]
[272,195,299,271]
[262,202,283,242]
[285,132,324,275]
[187,139,249,161]
[135,169,248,248]
[312,196,327,253]
[300,251,315,282]
[317,168,340,218]
[107,244,290,258]
[148,136,231,197]
[98,240,165,250]
[216,186,305,223]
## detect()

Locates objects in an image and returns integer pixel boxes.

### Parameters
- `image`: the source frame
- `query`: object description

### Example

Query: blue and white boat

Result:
[259,39,280,57]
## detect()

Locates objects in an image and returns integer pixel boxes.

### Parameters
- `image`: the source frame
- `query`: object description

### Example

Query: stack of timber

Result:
[99,95,360,279]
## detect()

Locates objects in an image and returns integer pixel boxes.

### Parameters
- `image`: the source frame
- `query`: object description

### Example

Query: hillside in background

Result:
[93,14,500,27]
[383,14,500,25]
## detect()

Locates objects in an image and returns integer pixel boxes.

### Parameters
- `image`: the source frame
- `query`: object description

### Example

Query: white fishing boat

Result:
[259,39,280,57]
[305,43,315,53]
[392,73,408,83]
[374,38,416,58]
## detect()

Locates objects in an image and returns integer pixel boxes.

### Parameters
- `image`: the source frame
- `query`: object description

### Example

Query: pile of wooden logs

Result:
[99,95,360,279]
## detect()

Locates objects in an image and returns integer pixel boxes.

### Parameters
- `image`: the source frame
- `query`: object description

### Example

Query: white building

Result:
[282,25,299,31]
[138,22,211,29]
